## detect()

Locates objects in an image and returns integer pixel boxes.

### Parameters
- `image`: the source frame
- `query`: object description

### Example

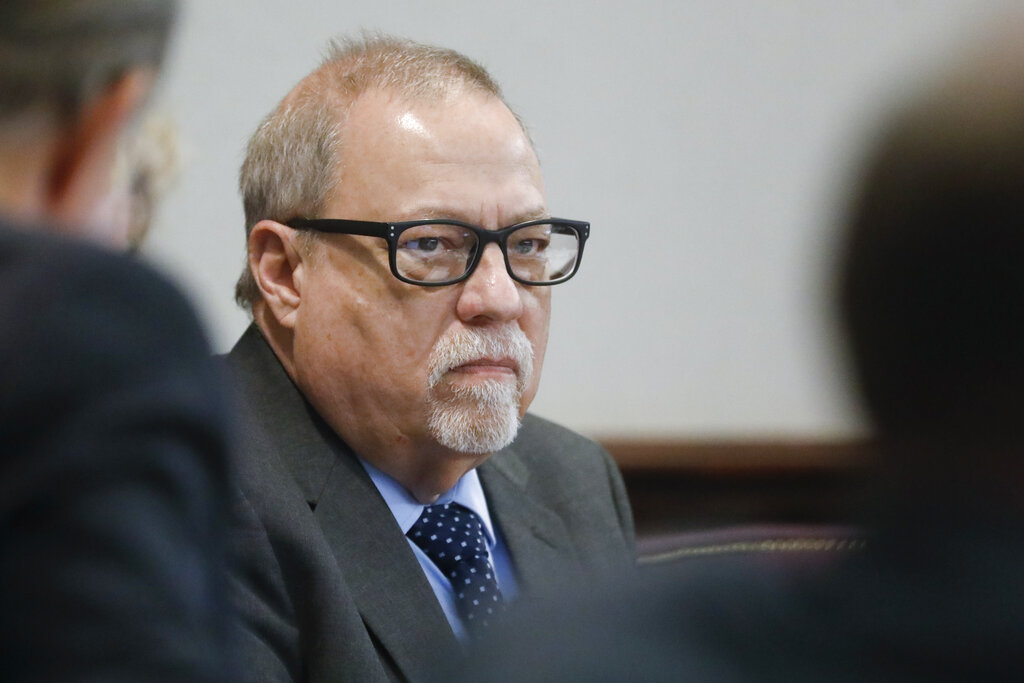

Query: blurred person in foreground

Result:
[226,34,634,682]
[453,20,1024,683]
[0,1,232,680]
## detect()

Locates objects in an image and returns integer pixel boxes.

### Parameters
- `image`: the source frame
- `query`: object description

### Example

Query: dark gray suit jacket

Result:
[226,326,635,682]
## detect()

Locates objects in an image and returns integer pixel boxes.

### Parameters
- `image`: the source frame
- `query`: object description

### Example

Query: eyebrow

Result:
[396,206,550,225]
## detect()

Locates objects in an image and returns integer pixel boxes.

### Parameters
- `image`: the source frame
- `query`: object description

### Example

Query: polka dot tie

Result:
[407,502,505,632]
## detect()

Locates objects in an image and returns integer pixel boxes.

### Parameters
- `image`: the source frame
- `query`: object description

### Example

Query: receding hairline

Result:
[276,34,516,133]
[271,47,536,216]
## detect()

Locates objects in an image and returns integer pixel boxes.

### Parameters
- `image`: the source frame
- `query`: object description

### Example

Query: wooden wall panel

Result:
[600,439,872,536]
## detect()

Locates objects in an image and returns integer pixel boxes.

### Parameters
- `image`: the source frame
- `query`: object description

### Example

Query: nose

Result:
[456,243,524,324]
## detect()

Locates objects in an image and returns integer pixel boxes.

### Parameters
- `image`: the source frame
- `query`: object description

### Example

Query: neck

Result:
[253,304,297,378]
[373,448,489,504]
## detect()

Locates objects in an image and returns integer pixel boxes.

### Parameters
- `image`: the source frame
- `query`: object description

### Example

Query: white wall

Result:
[143,0,1011,439]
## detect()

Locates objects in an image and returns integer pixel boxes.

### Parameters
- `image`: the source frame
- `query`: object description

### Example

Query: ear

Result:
[46,68,155,228]
[249,219,308,328]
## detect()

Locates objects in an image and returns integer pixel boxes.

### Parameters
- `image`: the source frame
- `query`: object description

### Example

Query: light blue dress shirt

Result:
[359,459,518,641]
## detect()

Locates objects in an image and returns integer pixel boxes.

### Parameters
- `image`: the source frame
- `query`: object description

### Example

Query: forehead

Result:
[327,88,546,224]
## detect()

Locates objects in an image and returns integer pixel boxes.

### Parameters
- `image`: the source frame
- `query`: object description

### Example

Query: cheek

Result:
[329,277,458,385]
[520,290,552,408]
[294,265,391,382]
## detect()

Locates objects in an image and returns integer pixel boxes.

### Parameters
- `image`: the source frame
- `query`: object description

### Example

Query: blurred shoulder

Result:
[0,223,219,429]
[0,222,209,359]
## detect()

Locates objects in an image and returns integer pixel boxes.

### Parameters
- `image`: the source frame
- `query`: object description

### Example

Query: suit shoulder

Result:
[517,413,606,450]
[513,413,614,472]
[496,414,635,564]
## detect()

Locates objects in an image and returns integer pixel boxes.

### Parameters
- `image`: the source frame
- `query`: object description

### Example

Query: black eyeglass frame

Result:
[287,217,590,287]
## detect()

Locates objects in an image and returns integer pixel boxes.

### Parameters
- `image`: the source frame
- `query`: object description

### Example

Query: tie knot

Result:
[407,503,489,575]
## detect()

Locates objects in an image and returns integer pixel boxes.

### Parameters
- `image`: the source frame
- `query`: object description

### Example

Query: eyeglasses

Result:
[288,217,589,286]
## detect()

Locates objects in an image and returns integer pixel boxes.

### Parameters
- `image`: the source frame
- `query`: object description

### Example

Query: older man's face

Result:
[290,88,550,463]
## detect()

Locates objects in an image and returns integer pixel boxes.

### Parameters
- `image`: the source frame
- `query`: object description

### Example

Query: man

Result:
[457,22,1024,683]
[227,35,635,682]
[0,2,232,680]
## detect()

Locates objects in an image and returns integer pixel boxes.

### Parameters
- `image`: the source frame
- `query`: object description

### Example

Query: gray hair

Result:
[0,0,177,123]
[235,33,518,311]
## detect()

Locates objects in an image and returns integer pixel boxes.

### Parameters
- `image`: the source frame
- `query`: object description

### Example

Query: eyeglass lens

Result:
[395,222,580,284]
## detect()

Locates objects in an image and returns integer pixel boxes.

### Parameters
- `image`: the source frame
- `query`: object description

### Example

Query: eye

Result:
[513,239,535,254]
[397,224,473,254]
[394,224,477,283]
[404,237,441,252]
[509,234,550,255]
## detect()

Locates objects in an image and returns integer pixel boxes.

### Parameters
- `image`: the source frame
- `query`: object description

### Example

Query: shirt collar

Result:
[359,458,497,546]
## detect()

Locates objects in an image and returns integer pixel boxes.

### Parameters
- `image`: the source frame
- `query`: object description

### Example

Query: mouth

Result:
[448,357,519,379]
[426,325,535,391]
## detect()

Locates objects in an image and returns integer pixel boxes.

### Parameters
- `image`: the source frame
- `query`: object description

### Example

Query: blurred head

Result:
[0,0,176,241]
[243,35,553,500]
[838,25,1024,449]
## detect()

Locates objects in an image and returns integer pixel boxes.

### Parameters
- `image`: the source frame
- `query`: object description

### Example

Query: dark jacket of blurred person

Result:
[0,2,233,680]
[451,23,1024,683]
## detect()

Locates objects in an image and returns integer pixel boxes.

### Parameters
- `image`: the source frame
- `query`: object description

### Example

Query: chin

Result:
[426,385,522,454]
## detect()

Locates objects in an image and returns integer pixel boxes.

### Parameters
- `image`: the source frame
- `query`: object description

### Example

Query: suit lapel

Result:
[479,445,582,592]
[229,327,458,680]
[314,451,460,678]
[227,326,338,505]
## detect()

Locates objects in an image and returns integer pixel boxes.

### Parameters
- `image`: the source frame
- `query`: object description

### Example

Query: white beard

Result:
[426,324,534,454]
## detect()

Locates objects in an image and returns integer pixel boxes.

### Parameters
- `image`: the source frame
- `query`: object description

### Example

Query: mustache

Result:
[427,324,534,390]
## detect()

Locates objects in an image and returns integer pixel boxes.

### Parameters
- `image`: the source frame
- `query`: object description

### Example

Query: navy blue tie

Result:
[407,502,505,631]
